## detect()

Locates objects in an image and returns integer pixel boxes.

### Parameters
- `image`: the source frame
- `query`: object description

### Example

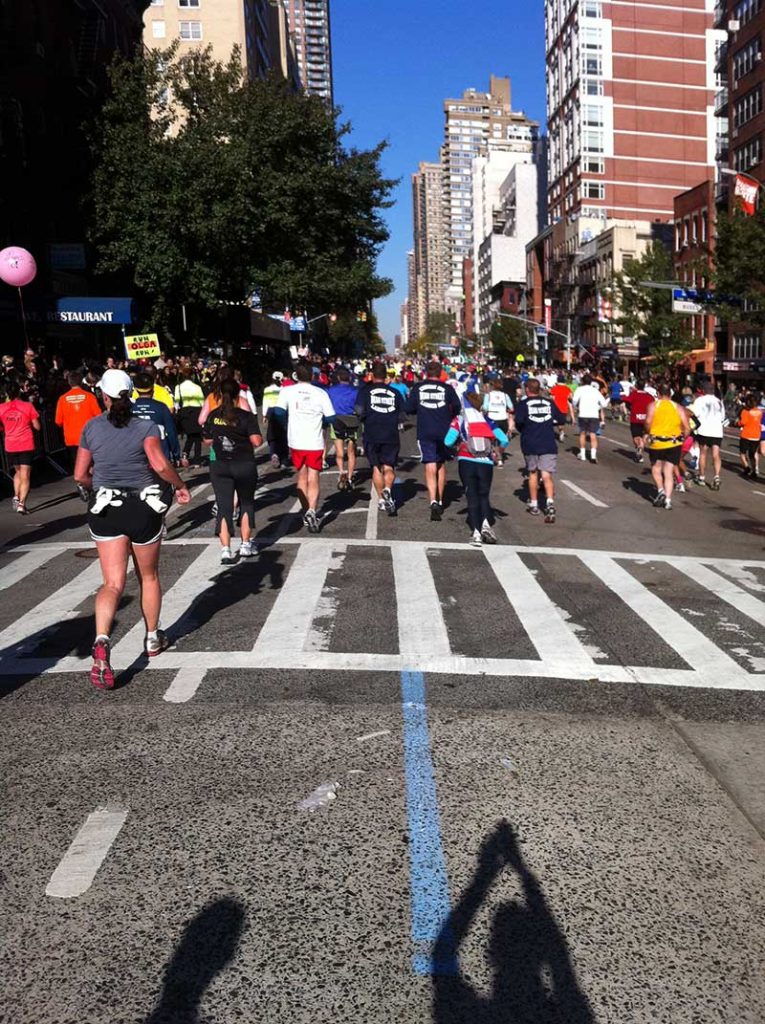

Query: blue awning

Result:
[52,297,135,325]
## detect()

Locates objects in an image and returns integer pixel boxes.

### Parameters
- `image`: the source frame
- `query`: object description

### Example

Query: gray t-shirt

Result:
[80,413,160,490]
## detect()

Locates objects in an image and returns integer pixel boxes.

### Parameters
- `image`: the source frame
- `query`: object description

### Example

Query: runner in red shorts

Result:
[274,364,336,533]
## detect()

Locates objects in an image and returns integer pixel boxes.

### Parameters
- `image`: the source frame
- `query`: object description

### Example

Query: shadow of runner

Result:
[433,821,594,1024]
[144,897,246,1024]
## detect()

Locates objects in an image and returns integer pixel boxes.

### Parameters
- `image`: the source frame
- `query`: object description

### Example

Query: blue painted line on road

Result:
[401,670,458,976]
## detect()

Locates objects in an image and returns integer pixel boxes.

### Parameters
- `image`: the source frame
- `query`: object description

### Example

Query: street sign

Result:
[536,326,548,337]
[125,333,161,360]
[289,316,307,332]
[672,288,705,315]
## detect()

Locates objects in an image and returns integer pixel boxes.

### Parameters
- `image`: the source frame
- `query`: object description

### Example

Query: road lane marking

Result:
[253,542,339,652]
[673,560,765,628]
[391,546,450,657]
[0,548,61,592]
[586,553,751,683]
[46,807,128,899]
[483,547,599,675]
[163,666,207,703]
[561,480,609,508]
[0,560,119,660]
[401,670,457,976]
[110,544,224,663]
[365,484,378,540]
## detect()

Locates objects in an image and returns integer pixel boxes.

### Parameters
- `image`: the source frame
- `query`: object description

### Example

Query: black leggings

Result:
[183,432,202,462]
[458,459,494,531]
[210,460,257,534]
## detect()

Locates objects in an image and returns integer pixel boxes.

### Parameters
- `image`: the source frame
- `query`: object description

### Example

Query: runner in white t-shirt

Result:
[274,364,336,533]
[571,376,608,463]
[689,382,726,490]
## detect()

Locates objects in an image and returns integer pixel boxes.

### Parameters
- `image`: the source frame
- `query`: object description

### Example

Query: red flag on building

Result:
[734,173,760,216]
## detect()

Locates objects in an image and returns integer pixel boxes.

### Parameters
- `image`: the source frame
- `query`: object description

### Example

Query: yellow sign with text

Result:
[125,333,161,361]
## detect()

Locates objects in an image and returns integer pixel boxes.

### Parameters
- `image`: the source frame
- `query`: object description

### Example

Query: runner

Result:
[327,367,360,491]
[689,381,725,489]
[133,372,181,465]
[203,379,262,564]
[738,393,763,479]
[482,379,514,465]
[514,378,566,523]
[572,374,608,462]
[445,391,508,545]
[274,363,336,533]
[550,375,571,442]
[624,379,653,463]
[645,383,691,510]
[0,380,40,514]
[131,366,174,413]
[74,369,190,689]
[355,362,404,516]
[173,367,205,466]
[262,371,289,469]
[54,371,102,475]
[405,360,462,521]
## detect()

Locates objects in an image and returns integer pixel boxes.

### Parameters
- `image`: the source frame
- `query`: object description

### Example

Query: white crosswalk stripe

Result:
[1,540,764,692]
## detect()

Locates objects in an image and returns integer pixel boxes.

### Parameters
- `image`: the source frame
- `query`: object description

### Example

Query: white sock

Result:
[146,630,158,642]
[95,634,109,644]
[529,500,538,508]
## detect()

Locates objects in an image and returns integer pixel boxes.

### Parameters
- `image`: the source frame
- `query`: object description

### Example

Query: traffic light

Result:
[356,311,368,323]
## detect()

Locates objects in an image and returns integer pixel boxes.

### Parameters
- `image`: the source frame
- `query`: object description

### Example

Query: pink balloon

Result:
[0,247,37,288]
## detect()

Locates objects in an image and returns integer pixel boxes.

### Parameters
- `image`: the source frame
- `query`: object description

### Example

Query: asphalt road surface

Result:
[1,419,764,1024]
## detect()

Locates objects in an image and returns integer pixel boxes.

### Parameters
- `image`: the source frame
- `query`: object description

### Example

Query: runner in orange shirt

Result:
[550,375,572,442]
[55,372,102,475]
[738,394,763,479]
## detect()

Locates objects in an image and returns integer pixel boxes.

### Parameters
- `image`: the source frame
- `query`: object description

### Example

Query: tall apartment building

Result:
[544,0,724,348]
[442,76,539,312]
[406,250,418,346]
[412,161,447,337]
[283,0,333,103]
[144,0,299,85]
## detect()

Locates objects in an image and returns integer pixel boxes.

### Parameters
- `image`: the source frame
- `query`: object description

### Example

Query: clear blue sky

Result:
[331,0,547,350]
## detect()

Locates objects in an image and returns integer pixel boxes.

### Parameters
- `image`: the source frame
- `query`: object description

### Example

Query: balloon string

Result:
[17,286,30,347]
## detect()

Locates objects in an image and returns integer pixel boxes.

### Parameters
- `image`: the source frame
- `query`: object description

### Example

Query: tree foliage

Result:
[405,311,456,355]
[488,317,533,362]
[714,205,765,326]
[609,242,692,359]
[87,46,395,333]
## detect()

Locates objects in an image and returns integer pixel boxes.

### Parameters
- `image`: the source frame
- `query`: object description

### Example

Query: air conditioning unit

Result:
[728,19,740,31]
[732,127,739,138]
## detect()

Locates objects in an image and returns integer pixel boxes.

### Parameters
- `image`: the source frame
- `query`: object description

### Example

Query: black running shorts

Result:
[648,445,682,466]
[88,493,165,545]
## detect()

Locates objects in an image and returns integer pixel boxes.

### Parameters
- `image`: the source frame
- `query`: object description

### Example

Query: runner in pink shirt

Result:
[0,381,41,514]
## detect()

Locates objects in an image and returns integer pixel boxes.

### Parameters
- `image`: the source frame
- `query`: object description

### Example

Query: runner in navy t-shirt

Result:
[355,362,404,516]
[405,361,461,521]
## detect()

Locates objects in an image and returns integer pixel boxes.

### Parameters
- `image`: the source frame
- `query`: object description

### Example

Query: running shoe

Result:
[304,508,320,534]
[239,540,254,558]
[711,476,721,491]
[676,481,686,493]
[270,454,280,469]
[220,545,236,564]
[377,498,387,512]
[664,499,673,511]
[430,501,442,522]
[337,473,348,491]
[634,452,644,464]
[16,502,27,515]
[578,451,587,461]
[527,504,542,516]
[481,521,497,544]
[696,476,706,487]
[544,504,556,525]
[382,487,396,515]
[470,529,483,547]
[90,638,115,691]
[145,630,170,657]
[11,496,19,512]
[652,491,666,508]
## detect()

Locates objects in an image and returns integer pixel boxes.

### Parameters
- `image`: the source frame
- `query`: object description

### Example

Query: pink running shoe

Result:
[90,638,115,691]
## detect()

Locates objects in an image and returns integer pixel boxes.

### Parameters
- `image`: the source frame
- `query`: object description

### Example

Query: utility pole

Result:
[566,317,571,372]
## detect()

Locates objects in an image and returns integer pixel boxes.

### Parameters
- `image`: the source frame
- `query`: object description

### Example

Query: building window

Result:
[583,78,604,96]
[582,0,603,15]
[733,135,763,169]
[583,104,604,127]
[584,55,603,76]
[734,86,762,127]
[583,156,605,173]
[733,333,763,358]
[735,0,762,26]
[733,37,762,84]
[582,181,605,200]
[583,129,604,153]
[179,20,202,39]
[152,19,166,37]
[179,0,200,5]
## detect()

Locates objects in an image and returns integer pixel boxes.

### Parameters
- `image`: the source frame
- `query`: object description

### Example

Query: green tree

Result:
[609,242,692,361]
[488,317,534,362]
[407,311,456,354]
[87,46,395,334]
[714,204,765,326]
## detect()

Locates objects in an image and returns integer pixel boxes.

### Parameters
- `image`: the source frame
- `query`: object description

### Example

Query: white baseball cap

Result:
[97,368,132,399]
